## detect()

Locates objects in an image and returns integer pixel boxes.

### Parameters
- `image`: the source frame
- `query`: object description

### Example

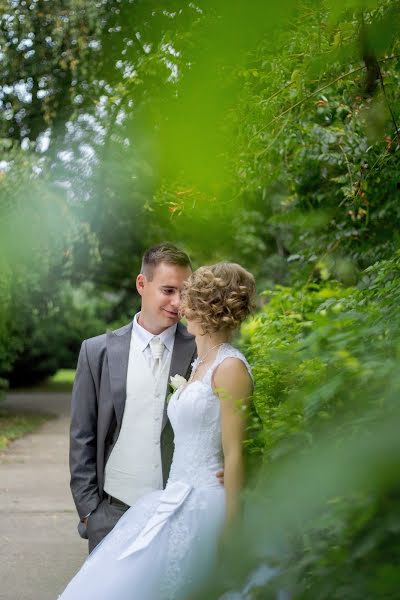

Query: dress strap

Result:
[201,343,254,389]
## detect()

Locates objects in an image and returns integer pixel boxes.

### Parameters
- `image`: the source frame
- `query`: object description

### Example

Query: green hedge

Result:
[243,251,400,462]
[220,252,400,599]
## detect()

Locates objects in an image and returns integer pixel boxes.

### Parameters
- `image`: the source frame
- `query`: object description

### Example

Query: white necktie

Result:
[149,336,165,379]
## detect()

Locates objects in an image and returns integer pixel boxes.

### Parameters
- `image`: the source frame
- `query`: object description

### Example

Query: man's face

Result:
[136,262,192,334]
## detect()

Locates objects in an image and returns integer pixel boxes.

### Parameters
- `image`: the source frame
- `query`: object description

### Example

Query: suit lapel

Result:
[107,322,132,427]
[162,322,196,431]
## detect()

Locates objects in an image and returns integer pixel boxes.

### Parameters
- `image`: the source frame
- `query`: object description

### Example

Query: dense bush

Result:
[0,147,96,386]
[215,252,400,598]
[6,282,133,387]
[243,256,400,460]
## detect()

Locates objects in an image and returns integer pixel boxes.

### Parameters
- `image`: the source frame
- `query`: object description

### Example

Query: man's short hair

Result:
[141,243,192,280]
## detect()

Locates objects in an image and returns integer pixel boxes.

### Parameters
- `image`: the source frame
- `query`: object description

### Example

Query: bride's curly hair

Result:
[180,262,256,334]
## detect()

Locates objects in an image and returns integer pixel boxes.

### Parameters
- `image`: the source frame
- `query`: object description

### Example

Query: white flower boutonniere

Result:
[170,374,187,392]
[167,374,187,403]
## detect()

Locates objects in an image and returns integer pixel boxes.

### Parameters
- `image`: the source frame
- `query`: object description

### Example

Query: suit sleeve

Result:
[69,340,101,520]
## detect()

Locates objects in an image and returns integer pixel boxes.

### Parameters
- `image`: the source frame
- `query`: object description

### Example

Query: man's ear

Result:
[136,273,146,296]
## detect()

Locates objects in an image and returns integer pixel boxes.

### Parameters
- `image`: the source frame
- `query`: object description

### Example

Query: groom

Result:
[70,243,197,552]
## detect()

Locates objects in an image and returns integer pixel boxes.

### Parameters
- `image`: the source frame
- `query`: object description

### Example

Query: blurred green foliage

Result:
[6,281,131,387]
[0,146,87,385]
[146,0,400,285]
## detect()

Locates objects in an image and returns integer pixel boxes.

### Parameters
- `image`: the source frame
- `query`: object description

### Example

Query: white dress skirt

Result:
[59,345,252,600]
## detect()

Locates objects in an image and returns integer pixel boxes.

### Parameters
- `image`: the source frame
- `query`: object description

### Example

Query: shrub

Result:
[228,252,400,599]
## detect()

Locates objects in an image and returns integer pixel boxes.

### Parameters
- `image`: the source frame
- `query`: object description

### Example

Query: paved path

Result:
[0,393,87,600]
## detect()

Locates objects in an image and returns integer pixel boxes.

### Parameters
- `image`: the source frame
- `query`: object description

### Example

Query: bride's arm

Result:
[214,358,253,530]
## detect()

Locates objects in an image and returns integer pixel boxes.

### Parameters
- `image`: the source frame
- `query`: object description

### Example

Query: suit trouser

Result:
[87,496,129,553]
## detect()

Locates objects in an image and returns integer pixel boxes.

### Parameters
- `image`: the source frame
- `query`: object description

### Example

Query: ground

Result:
[0,393,87,600]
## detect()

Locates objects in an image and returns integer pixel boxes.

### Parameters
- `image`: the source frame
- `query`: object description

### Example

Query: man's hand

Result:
[216,468,224,486]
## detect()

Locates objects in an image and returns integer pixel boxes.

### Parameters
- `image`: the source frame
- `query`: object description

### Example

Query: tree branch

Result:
[250,54,400,142]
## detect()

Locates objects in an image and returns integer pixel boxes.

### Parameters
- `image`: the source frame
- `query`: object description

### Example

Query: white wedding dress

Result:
[59,344,252,600]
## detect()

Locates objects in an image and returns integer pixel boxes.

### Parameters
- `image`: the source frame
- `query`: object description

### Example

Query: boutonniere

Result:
[170,374,187,392]
[167,374,187,402]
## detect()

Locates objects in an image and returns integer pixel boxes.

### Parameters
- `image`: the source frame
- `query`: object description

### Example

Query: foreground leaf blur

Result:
[1,0,400,596]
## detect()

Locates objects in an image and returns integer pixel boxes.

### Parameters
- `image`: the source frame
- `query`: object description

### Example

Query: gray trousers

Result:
[87,498,129,554]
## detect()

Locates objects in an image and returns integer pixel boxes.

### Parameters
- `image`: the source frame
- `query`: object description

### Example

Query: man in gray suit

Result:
[70,243,197,552]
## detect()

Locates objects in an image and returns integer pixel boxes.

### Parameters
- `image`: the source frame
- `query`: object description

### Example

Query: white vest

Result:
[104,331,172,506]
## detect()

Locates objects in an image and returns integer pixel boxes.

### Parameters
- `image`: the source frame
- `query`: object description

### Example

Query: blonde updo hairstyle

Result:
[180,262,256,335]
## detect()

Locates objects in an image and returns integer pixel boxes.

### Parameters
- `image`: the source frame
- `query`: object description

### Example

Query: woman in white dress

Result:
[59,262,255,600]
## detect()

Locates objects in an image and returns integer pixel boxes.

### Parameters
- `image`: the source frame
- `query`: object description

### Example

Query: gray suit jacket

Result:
[69,321,196,526]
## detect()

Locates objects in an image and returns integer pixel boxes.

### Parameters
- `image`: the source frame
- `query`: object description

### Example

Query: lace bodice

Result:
[166,343,253,489]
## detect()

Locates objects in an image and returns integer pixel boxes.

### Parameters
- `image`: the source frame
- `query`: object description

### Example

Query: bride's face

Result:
[185,317,203,336]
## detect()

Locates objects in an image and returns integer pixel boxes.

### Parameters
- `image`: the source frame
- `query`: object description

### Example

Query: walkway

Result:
[0,393,87,600]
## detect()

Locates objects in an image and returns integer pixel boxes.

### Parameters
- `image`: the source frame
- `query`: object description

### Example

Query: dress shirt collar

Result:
[132,312,177,353]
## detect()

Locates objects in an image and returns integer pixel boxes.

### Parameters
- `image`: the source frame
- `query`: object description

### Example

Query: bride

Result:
[59,262,255,600]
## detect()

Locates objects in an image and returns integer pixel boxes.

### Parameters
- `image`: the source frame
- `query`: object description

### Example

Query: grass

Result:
[0,368,74,449]
[0,408,53,450]
[0,368,75,447]
[11,369,76,393]
[46,369,75,391]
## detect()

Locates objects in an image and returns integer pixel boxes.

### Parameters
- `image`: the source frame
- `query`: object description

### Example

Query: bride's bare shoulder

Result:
[213,355,253,396]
